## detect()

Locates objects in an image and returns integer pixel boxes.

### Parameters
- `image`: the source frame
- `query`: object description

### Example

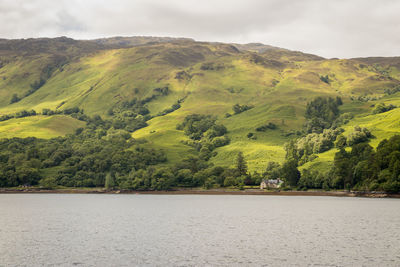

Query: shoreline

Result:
[0,188,399,198]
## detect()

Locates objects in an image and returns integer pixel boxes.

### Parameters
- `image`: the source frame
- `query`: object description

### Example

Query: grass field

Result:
[0,115,85,139]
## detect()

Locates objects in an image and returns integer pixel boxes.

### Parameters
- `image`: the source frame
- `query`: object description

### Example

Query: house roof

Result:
[261,179,282,184]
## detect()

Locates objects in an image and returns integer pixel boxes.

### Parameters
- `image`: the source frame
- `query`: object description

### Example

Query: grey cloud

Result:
[0,0,399,58]
[56,10,86,33]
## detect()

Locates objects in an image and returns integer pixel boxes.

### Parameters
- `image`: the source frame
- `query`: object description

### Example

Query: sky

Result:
[0,0,399,58]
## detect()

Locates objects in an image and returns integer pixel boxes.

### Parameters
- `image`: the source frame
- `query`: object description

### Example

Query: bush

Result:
[210,136,230,148]
[39,177,57,189]
[373,103,396,114]
[10,94,20,104]
[382,181,400,193]
[346,126,372,146]
[232,104,254,115]
[320,75,330,84]
[176,114,216,140]
[223,176,237,187]
[256,122,277,131]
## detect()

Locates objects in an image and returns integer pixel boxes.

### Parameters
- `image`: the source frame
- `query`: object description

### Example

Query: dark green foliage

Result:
[39,177,57,189]
[175,156,209,174]
[157,102,181,116]
[177,114,229,160]
[10,94,20,104]
[0,110,36,121]
[177,114,217,140]
[42,108,57,116]
[320,75,330,84]
[63,107,81,115]
[107,98,150,132]
[332,113,353,128]
[384,86,400,95]
[263,162,281,180]
[105,172,116,189]
[325,135,400,192]
[346,126,372,146]
[284,128,343,165]
[175,70,192,80]
[332,148,353,189]
[153,86,169,96]
[26,78,46,97]
[0,114,13,122]
[200,62,225,71]
[293,128,343,165]
[281,159,300,186]
[139,86,170,104]
[15,110,37,118]
[305,96,342,133]
[372,103,396,114]
[256,122,277,131]
[0,118,167,188]
[335,96,343,105]
[210,135,230,147]
[236,152,248,176]
[298,169,324,190]
[232,104,254,115]
[335,134,347,149]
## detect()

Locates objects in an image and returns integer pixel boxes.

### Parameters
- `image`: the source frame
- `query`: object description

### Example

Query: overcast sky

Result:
[1,0,399,58]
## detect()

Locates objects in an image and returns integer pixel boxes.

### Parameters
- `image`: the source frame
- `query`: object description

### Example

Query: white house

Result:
[260,178,283,189]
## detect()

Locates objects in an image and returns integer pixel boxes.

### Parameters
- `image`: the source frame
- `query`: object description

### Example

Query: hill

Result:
[0,37,400,191]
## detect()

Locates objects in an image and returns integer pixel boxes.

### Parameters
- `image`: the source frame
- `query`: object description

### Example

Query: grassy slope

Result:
[0,115,85,139]
[301,92,400,173]
[0,39,400,171]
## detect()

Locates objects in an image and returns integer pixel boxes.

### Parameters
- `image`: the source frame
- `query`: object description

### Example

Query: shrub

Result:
[373,103,396,114]
[232,104,254,114]
[10,94,20,104]
[346,126,372,146]
[320,75,330,84]
[256,122,277,131]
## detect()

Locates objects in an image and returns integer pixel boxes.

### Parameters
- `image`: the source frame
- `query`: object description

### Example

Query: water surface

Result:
[0,194,399,266]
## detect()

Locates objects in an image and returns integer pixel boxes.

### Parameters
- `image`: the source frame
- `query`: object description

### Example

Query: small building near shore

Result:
[260,179,283,189]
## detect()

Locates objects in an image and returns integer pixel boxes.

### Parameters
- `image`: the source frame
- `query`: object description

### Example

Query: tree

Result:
[264,162,281,180]
[224,176,237,187]
[105,172,115,189]
[305,96,342,133]
[281,159,300,187]
[336,134,347,149]
[346,126,372,146]
[39,177,57,189]
[236,152,248,176]
[233,104,253,114]
[333,148,352,189]
[10,94,20,104]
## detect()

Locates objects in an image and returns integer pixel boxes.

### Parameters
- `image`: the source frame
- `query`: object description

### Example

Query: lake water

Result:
[0,194,399,266]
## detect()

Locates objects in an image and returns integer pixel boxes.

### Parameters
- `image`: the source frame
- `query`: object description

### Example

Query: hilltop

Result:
[0,36,400,191]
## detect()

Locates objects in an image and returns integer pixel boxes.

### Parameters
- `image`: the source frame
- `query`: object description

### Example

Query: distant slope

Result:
[0,115,85,139]
[93,36,195,47]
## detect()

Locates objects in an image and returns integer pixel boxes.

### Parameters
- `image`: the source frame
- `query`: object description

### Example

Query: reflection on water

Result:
[0,194,399,266]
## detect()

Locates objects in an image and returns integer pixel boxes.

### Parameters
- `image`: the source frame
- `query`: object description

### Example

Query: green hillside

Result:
[1,37,400,191]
